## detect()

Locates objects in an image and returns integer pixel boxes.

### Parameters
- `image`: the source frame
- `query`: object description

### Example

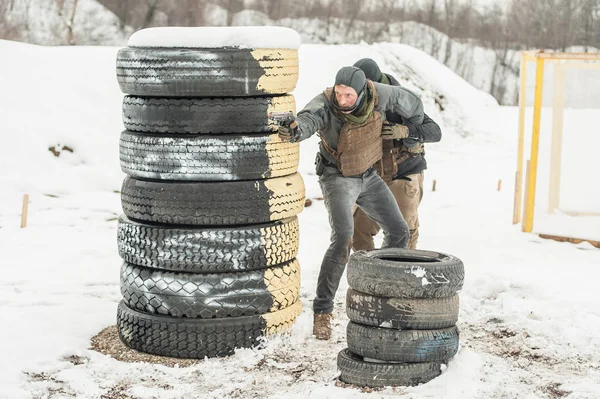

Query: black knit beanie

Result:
[334,66,367,96]
[353,58,382,82]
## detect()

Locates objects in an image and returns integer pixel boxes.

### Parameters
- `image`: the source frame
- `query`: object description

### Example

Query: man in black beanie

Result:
[277,66,424,340]
[352,58,442,250]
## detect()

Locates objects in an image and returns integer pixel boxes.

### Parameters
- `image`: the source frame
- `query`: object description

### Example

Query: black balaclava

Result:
[353,58,382,82]
[333,66,367,113]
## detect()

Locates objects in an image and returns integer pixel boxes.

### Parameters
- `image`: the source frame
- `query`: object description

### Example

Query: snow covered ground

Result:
[0,39,599,398]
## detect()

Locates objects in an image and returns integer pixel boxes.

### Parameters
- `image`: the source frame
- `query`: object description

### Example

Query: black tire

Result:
[121,173,305,225]
[346,289,459,330]
[337,349,441,388]
[117,300,302,359]
[120,259,300,318]
[117,215,299,272]
[346,322,459,363]
[119,131,299,181]
[347,249,464,299]
[116,47,298,97]
[123,95,296,134]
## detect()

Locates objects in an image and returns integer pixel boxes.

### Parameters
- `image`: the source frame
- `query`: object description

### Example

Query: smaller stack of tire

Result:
[114,26,305,359]
[338,248,465,387]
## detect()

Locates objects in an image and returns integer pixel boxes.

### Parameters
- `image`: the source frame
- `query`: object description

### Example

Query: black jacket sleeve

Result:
[405,113,441,143]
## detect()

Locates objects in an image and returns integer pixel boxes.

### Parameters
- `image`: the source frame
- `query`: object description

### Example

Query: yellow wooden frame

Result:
[513,50,600,233]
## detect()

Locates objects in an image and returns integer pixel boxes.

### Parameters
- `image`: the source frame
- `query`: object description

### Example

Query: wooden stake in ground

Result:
[432,180,437,192]
[497,180,502,191]
[21,194,29,228]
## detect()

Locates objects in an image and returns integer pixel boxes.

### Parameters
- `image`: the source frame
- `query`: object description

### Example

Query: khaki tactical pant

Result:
[353,172,424,250]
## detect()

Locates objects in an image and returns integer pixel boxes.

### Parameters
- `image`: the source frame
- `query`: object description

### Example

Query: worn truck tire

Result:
[346,322,459,363]
[337,349,442,388]
[346,289,459,330]
[119,131,299,181]
[117,216,299,272]
[121,173,305,225]
[120,259,300,318]
[347,249,464,299]
[117,300,302,359]
[123,95,296,134]
[116,47,298,97]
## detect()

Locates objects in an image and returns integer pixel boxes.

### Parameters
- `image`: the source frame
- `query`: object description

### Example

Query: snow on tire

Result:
[347,249,464,299]
[337,349,442,388]
[116,47,299,97]
[120,173,305,226]
[119,131,299,181]
[346,288,459,330]
[117,216,299,273]
[117,300,302,359]
[122,95,296,134]
[120,259,300,318]
[346,322,459,363]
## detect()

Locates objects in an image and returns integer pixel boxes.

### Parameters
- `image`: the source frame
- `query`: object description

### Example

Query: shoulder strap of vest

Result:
[319,133,339,160]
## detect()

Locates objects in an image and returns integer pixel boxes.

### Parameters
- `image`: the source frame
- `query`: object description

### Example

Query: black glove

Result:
[278,118,300,142]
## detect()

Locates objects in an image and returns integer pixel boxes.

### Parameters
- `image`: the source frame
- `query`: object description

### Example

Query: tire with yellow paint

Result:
[121,259,300,318]
[123,95,296,134]
[116,47,298,97]
[117,299,302,359]
[117,216,299,273]
[121,173,305,225]
[120,131,299,181]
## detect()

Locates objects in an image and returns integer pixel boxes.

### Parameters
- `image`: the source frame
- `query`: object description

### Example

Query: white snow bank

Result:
[127,26,301,49]
[1,39,599,399]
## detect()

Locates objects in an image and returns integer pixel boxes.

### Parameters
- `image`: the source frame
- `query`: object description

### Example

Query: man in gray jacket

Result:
[278,66,424,340]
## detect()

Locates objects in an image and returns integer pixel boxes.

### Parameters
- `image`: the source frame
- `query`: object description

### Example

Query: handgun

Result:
[268,111,295,126]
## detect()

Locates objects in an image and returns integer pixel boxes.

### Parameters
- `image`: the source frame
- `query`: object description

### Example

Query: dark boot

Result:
[313,313,332,340]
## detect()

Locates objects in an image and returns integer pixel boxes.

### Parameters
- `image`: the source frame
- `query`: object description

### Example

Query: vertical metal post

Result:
[548,62,566,214]
[522,56,545,233]
[513,52,528,224]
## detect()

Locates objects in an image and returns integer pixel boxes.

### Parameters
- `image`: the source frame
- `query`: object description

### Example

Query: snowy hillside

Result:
[1,39,599,398]
[235,11,521,105]
[3,0,520,104]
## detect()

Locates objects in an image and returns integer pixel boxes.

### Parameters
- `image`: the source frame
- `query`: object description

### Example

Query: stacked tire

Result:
[338,249,465,387]
[114,27,305,359]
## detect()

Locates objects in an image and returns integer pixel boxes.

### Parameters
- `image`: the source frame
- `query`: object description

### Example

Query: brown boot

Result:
[313,313,332,340]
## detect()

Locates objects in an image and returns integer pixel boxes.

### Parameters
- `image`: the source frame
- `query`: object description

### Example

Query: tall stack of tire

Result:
[337,248,465,387]
[114,27,305,359]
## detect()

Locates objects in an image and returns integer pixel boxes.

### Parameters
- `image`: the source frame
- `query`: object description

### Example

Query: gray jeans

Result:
[314,165,409,314]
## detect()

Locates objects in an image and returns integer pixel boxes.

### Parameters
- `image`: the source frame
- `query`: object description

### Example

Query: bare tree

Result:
[54,0,78,44]
[578,0,600,51]
[343,0,363,38]
[364,0,395,42]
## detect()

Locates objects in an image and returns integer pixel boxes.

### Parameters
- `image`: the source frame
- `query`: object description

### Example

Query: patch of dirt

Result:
[463,323,560,367]
[62,354,87,365]
[491,327,518,339]
[100,383,134,399]
[24,372,51,382]
[335,379,385,393]
[89,325,200,368]
[48,144,74,157]
[541,382,571,398]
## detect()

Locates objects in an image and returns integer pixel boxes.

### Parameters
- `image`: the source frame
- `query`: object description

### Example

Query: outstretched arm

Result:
[294,94,331,141]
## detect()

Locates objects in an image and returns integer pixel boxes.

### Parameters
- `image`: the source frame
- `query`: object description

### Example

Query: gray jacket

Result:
[295,81,424,165]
